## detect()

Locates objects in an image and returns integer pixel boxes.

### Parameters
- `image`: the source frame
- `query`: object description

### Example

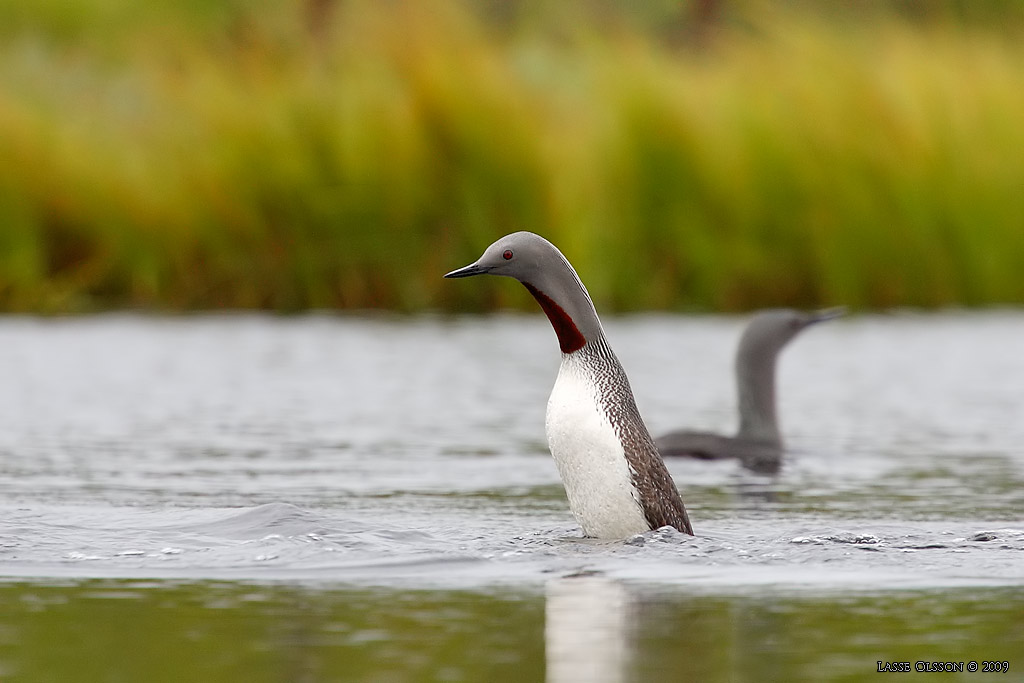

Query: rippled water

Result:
[1,312,1022,680]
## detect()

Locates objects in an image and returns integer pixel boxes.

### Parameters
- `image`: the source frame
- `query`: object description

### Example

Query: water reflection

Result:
[544,574,789,682]
[545,575,633,683]
[731,475,783,506]
[0,580,1021,681]
[545,575,1024,682]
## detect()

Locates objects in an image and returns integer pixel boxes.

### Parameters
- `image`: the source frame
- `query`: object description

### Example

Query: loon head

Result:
[445,232,604,354]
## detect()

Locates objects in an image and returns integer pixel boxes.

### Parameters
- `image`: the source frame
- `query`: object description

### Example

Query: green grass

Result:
[0,0,1023,312]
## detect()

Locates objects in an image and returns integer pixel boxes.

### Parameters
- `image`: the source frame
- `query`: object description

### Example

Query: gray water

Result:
[1,312,1022,681]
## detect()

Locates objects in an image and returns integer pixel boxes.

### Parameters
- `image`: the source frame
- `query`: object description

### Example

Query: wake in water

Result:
[1,501,1021,589]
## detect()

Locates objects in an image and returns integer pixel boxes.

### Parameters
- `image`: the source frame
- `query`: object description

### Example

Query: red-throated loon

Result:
[656,308,844,473]
[445,231,693,538]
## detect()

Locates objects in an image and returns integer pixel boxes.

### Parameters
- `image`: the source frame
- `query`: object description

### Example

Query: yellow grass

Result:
[0,1,1022,312]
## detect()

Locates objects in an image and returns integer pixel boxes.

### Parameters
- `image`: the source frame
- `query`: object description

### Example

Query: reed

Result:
[1,0,1023,312]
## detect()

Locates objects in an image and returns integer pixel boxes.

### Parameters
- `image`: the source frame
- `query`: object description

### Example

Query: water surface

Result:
[0,312,1021,680]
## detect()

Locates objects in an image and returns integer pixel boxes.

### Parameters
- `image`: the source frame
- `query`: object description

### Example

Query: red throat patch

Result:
[523,283,586,354]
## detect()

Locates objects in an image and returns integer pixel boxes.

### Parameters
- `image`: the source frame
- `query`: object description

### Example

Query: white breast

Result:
[545,353,649,539]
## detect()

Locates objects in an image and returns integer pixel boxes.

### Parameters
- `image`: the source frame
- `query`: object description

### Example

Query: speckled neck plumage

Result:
[569,338,693,535]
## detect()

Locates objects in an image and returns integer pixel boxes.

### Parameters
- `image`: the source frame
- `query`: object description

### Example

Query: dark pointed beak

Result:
[805,306,847,326]
[444,262,492,278]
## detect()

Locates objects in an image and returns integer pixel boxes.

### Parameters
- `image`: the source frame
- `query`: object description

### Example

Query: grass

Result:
[0,0,1023,313]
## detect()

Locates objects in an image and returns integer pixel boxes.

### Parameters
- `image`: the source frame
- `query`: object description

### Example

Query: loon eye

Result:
[502,249,513,260]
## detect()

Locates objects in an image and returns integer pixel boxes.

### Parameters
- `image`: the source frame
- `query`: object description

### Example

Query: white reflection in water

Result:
[546,575,633,683]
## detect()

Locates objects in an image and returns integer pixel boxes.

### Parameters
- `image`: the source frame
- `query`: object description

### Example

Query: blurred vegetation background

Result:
[1,0,1023,313]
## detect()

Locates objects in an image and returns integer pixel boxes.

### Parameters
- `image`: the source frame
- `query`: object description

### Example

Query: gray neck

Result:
[735,347,781,445]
